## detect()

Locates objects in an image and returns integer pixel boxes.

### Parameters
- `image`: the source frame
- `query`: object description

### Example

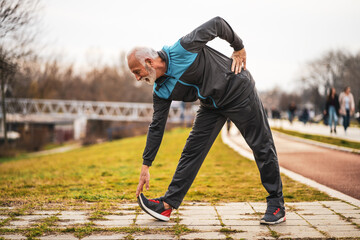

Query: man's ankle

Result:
[163,201,172,209]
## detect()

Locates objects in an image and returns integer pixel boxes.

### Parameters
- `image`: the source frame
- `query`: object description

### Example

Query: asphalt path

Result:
[228,130,360,200]
[272,132,360,200]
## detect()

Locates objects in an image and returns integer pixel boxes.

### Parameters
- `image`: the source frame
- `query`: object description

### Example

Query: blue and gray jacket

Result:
[143,16,255,166]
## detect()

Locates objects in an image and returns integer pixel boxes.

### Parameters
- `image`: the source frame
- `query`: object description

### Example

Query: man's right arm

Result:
[142,93,172,166]
[180,16,246,74]
[136,94,171,197]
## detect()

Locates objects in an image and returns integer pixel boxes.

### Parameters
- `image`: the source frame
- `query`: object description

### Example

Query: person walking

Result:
[288,101,297,124]
[324,87,340,134]
[127,17,285,225]
[339,86,355,134]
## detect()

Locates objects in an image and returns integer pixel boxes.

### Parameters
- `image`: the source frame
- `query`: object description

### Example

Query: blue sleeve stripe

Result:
[178,80,218,108]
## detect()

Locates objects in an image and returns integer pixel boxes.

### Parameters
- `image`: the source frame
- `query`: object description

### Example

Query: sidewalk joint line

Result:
[321,203,360,230]
[265,225,281,239]
[213,205,225,227]
[294,210,330,238]
[340,200,360,210]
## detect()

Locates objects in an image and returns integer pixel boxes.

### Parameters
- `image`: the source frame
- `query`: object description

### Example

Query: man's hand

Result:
[136,165,150,197]
[231,48,247,74]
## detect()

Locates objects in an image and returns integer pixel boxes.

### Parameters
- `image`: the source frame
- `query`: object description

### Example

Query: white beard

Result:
[143,65,157,85]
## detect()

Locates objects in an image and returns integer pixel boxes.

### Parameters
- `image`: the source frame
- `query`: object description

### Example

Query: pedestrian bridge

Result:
[3,98,198,123]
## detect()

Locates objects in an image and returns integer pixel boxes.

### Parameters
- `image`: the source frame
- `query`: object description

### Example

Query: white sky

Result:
[39,0,360,92]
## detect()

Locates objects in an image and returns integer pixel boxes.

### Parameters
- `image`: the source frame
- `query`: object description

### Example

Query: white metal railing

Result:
[2,98,199,123]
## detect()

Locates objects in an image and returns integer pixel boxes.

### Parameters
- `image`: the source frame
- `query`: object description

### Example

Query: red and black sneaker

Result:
[137,193,172,221]
[260,206,286,225]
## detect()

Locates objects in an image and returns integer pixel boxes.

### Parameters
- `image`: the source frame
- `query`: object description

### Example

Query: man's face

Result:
[128,55,157,85]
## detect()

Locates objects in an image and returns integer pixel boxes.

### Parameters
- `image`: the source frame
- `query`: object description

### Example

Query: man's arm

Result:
[142,94,172,166]
[136,93,171,197]
[180,16,246,74]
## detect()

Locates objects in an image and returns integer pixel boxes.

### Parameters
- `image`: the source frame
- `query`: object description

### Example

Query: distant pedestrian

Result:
[339,86,355,134]
[358,99,360,123]
[299,108,309,125]
[324,87,340,134]
[288,101,297,124]
[309,109,315,123]
[271,108,281,120]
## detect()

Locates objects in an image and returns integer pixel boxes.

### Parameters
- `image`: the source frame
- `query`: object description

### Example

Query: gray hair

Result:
[127,47,158,66]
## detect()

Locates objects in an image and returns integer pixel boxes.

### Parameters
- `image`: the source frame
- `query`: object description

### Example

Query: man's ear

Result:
[144,58,153,67]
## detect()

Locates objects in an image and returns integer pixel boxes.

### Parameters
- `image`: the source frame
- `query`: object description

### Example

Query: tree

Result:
[301,50,347,95]
[343,53,360,112]
[0,49,16,144]
[299,49,360,114]
[0,0,40,145]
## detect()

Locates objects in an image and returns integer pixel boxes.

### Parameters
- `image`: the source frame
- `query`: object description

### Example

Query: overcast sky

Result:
[39,0,360,92]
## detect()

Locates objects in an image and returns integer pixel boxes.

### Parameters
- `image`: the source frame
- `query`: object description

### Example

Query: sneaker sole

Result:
[260,216,286,225]
[137,196,170,222]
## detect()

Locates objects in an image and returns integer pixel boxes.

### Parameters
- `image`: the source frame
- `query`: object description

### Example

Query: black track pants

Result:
[162,88,284,209]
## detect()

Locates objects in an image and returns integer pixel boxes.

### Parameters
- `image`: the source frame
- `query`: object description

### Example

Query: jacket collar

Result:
[157,50,169,76]
[155,50,170,90]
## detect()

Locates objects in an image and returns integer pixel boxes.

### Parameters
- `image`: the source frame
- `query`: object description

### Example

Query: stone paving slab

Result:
[180,232,227,240]
[269,225,324,238]
[82,234,127,239]
[0,235,27,240]
[0,201,359,239]
[32,211,60,215]
[39,235,78,240]
[133,234,175,239]
[135,213,176,228]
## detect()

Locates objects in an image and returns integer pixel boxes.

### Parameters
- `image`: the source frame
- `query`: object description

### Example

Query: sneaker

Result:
[260,206,286,225]
[137,193,172,221]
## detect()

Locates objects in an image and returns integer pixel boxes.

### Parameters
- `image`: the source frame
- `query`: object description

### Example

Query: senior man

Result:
[127,16,285,225]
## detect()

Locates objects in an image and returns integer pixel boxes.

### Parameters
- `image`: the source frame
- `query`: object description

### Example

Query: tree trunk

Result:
[1,76,7,146]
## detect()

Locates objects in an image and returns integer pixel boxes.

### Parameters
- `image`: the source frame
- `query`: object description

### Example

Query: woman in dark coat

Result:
[324,87,340,133]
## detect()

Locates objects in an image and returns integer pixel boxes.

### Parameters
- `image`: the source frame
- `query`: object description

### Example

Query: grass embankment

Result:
[272,127,360,150]
[0,128,332,208]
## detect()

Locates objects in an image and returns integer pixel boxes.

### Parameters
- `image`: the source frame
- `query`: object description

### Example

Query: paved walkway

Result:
[1,201,360,239]
[226,128,360,200]
[27,143,82,157]
[269,119,360,142]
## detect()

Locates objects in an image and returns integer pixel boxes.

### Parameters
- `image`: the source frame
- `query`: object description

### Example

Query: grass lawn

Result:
[0,128,333,209]
[272,127,360,150]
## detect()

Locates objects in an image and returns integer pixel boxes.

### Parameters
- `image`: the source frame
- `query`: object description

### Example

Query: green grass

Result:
[272,127,360,150]
[0,128,333,208]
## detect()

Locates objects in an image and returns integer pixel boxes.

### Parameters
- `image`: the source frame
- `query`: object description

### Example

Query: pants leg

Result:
[328,106,338,129]
[223,89,284,209]
[334,109,338,126]
[344,109,350,130]
[162,107,227,209]
[328,106,334,129]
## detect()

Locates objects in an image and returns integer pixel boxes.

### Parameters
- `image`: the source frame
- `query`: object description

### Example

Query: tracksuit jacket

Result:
[142,17,284,210]
[143,16,255,166]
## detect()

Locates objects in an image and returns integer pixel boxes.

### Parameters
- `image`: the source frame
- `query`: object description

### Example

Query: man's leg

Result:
[162,107,226,209]
[225,89,284,209]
